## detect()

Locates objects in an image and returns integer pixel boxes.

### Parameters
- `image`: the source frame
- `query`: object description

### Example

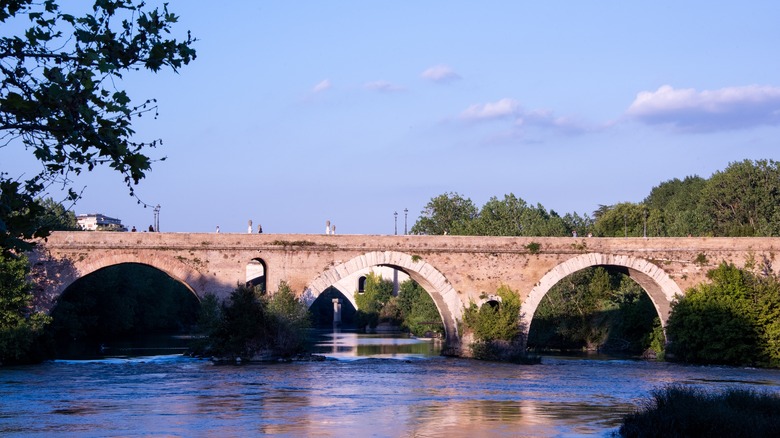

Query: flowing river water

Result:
[2,332,780,437]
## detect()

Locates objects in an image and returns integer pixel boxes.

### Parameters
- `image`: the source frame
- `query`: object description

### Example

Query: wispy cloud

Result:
[460,98,520,121]
[626,85,780,132]
[458,98,590,135]
[364,80,405,93]
[421,65,461,83]
[312,79,332,93]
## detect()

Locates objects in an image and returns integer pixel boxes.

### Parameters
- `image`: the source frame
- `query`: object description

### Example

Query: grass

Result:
[618,384,780,437]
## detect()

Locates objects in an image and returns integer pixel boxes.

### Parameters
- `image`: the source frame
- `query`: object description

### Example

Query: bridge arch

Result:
[303,251,461,346]
[53,252,206,301]
[520,252,684,335]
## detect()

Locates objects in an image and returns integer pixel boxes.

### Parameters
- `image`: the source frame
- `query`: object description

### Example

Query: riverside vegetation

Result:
[617,385,780,437]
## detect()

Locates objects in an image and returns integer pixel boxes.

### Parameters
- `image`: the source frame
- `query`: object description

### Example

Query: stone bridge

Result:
[29,232,780,351]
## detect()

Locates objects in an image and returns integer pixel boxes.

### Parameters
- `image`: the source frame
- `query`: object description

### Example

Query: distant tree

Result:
[593,202,646,237]
[411,192,477,235]
[471,194,568,236]
[35,198,79,231]
[355,271,394,329]
[698,159,780,236]
[0,0,196,252]
[643,176,709,236]
[396,280,443,337]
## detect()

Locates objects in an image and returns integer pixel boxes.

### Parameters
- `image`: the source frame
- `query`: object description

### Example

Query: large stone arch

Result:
[54,252,205,301]
[521,253,683,334]
[303,251,461,346]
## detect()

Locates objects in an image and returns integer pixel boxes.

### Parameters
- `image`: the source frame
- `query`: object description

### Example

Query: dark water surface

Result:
[2,333,780,437]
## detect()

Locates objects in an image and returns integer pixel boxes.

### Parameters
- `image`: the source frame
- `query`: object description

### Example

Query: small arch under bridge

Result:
[30,232,780,353]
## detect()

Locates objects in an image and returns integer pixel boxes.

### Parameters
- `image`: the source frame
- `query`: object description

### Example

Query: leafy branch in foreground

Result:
[0,0,196,252]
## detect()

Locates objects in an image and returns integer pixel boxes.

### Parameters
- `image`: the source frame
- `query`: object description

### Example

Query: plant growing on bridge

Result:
[462,285,537,363]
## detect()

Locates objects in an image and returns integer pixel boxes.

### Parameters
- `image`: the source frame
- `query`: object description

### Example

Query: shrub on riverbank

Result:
[192,281,311,361]
[665,262,780,367]
[618,385,780,437]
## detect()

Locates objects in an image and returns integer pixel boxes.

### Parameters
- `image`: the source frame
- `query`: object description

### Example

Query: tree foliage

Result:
[528,267,660,354]
[463,285,522,342]
[0,0,196,252]
[666,262,780,366]
[354,271,394,329]
[396,279,443,337]
[411,192,478,235]
[199,281,311,361]
[0,252,51,364]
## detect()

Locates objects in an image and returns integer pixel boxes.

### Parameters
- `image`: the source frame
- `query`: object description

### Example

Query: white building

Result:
[76,213,127,231]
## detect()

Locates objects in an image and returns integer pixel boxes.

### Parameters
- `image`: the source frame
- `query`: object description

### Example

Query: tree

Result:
[0,253,51,364]
[471,194,569,237]
[397,279,443,337]
[0,0,196,252]
[665,263,764,365]
[411,192,477,235]
[354,271,394,329]
[698,159,780,236]
[35,197,79,231]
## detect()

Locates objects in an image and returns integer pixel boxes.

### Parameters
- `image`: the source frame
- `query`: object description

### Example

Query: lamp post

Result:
[404,208,408,235]
[153,205,161,232]
[394,211,398,235]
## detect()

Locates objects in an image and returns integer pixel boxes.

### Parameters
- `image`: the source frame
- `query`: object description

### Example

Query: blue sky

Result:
[8,1,780,234]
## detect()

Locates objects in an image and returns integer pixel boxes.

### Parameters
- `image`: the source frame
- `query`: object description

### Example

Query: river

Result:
[2,332,780,437]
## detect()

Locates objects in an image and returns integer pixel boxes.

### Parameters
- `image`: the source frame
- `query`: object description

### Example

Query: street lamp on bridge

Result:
[394,211,398,235]
[153,205,161,232]
[404,208,408,235]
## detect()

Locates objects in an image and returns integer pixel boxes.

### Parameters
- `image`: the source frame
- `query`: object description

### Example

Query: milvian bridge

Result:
[30,232,780,350]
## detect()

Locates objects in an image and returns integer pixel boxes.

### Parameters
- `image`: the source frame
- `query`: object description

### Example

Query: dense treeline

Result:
[412,159,780,238]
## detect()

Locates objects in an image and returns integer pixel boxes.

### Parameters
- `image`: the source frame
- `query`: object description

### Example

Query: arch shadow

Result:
[303,251,461,346]
[56,252,205,302]
[521,253,683,337]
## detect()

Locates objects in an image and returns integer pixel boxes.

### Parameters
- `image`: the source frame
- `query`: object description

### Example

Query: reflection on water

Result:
[2,332,780,437]
[312,331,442,360]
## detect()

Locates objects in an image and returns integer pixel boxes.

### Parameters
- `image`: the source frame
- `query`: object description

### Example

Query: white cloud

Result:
[364,80,405,93]
[626,85,780,132]
[459,98,520,121]
[459,98,591,136]
[421,65,461,83]
[312,79,332,93]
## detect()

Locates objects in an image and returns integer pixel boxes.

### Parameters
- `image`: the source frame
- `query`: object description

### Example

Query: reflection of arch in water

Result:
[246,258,267,290]
[303,251,460,345]
[521,253,683,334]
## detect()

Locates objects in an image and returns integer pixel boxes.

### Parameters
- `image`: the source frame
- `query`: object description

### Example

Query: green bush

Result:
[665,262,780,366]
[200,281,310,361]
